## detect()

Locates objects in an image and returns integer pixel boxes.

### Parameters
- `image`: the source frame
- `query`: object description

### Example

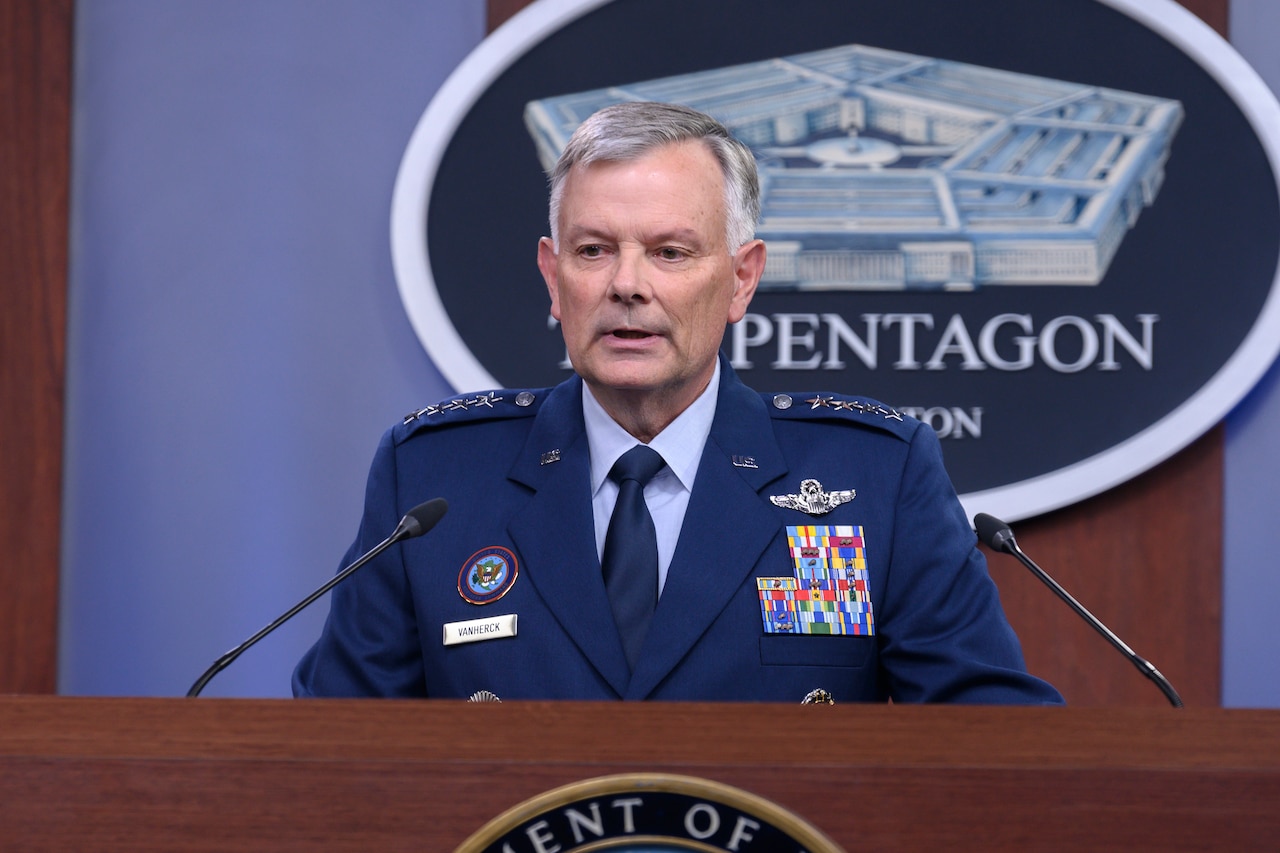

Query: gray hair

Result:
[547,102,761,253]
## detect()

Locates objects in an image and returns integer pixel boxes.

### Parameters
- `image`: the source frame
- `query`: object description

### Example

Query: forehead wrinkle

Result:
[561,217,715,249]
[556,142,730,252]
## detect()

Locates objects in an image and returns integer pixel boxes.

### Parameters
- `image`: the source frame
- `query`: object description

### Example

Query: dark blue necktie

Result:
[602,445,666,671]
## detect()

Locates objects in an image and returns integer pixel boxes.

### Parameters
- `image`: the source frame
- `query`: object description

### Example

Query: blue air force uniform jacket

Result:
[293,362,1062,704]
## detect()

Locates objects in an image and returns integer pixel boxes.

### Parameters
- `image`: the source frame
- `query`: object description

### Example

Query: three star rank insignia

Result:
[757,526,874,636]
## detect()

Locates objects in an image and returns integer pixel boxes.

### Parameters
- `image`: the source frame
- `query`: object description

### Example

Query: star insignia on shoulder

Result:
[794,395,904,421]
[469,392,502,408]
[770,479,856,516]
[402,404,441,424]
[401,390,531,426]
[403,392,503,424]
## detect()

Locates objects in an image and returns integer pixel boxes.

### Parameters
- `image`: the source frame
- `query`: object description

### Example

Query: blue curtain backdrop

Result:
[62,0,1280,704]
[1223,0,1280,709]
[63,0,476,697]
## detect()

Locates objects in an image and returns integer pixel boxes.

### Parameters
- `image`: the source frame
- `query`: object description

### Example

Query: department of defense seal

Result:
[455,773,845,852]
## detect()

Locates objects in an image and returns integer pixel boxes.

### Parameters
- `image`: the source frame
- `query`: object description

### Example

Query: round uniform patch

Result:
[458,546,518,605]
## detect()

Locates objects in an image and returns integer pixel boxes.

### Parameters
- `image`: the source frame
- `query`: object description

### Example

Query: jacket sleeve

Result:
[875,422,1063,704]
[292,428,428,697]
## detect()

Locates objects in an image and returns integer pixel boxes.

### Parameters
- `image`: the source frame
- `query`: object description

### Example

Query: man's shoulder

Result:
[393,388,552,443]
[756,390,918,442]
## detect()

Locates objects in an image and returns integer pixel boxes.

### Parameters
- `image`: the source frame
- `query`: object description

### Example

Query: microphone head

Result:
[973,512,1016,553]
[398,497,449,540]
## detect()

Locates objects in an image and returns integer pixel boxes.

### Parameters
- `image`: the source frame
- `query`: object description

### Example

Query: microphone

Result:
[974,512,1184,708]
[186,498,448,698]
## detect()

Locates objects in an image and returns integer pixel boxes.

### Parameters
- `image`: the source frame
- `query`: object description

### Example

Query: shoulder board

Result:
[761,392,917,440]
[396,389,546,440]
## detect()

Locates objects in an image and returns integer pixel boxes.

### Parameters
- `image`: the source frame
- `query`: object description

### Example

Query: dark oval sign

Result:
[391,0,1280,522]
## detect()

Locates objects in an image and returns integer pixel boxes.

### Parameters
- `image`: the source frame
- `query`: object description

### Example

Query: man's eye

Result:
[657,247,685,260]
[579,245,604,258]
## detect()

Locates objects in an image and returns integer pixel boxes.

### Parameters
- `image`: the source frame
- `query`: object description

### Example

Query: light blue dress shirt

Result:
[583,361,720,596]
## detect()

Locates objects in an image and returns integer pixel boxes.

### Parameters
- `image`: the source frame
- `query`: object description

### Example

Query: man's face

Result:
[537,141,764,418]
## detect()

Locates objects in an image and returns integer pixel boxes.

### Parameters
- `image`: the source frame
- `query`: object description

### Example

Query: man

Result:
[293,102,1062,704]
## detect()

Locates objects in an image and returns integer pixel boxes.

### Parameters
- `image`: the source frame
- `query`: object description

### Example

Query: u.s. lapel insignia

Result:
[458,546,519,605]
[731,455,758,469]
[540,449,561,465]
[770,479,855,516]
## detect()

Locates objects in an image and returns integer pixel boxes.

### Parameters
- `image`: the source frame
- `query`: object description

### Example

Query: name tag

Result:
[443,614,517,646]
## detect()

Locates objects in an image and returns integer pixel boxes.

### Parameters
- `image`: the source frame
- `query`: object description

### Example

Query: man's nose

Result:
[609,247,652,302]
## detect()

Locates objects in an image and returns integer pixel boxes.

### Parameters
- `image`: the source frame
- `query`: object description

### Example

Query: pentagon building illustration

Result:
[524,44,1183,291]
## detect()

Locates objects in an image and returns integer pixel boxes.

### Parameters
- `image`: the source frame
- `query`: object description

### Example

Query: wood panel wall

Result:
[0,0,1230,700]
[1006,0,1227,705]
[0,0,72,693]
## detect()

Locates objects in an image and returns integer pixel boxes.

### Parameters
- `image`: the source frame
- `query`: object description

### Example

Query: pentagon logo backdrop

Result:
[391,0,1280,521]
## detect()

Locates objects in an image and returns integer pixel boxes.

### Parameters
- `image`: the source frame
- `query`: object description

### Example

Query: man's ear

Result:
[537,237,561,321]
[728,239,766,323]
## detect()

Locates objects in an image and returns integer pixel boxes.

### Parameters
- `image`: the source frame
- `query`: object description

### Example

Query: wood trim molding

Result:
[0,0,73,693]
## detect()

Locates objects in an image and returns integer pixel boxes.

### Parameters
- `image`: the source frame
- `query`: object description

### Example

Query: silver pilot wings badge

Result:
[770,479,855,516]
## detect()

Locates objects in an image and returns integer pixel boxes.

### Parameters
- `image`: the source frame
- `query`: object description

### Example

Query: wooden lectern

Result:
[0,696,1277,850]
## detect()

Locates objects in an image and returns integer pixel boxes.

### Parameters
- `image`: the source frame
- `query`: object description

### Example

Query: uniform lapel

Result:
[506,378,631,696]
[627,365,788,699]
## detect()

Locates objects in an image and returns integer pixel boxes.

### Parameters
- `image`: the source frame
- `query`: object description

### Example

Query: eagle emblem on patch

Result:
[770,479,855,516]
[458,546,519,605]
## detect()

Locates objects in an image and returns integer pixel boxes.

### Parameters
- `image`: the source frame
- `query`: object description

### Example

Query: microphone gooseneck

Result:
[974,512,1184,708]
[186,498,449,698]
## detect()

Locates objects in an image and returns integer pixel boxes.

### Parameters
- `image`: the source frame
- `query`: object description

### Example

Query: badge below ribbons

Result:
[757,525,874,636]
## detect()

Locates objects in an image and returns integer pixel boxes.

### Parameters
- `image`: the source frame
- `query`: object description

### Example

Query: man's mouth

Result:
[612,329,653,339]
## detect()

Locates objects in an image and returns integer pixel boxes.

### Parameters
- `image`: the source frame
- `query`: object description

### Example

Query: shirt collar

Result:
[583,359,721,496]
